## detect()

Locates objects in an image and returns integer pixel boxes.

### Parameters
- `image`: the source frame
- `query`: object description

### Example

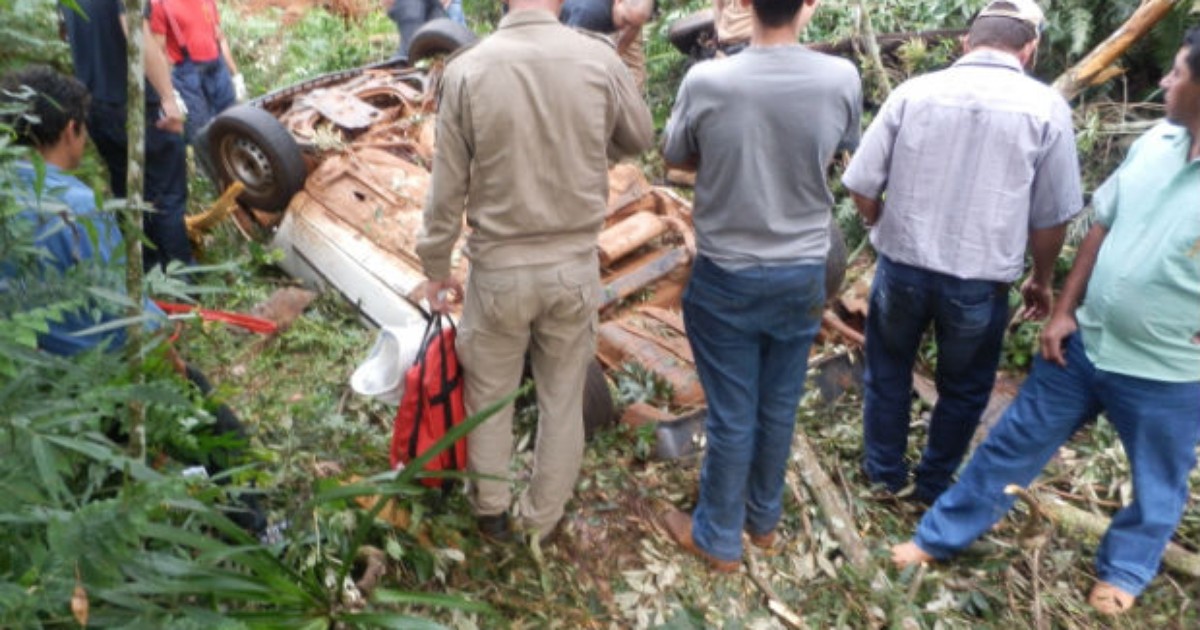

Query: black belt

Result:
[718,41,748,56]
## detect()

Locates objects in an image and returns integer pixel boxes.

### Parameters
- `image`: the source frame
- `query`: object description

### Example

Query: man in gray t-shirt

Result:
[841,0,1083,505]
[659,0,861,571]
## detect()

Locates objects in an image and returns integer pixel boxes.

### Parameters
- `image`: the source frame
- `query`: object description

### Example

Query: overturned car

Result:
[204,19,848,438]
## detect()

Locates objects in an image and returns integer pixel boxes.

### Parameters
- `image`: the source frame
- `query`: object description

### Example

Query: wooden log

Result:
[1007,486,1200,578]
[792,433,873,571]
[598,211,667,266]
[595,320,705,406]
[599,247,691,309]
[1052,0,1180,100]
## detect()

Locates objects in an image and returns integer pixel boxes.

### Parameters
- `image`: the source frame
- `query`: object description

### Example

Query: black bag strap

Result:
[154,0,191,61]
[406,314,439,460]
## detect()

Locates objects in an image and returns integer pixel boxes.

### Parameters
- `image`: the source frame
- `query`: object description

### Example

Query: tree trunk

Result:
[123,0,148,460]
[1052,0,1181,100]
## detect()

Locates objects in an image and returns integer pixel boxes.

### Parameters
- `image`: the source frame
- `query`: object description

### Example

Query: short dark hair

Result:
[967,4,1038,53]
[751,0,803,29]
[0,66,90,148]
[1185,27,1200,84]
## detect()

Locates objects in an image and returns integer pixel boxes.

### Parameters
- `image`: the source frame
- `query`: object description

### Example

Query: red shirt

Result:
[149,0,222,64]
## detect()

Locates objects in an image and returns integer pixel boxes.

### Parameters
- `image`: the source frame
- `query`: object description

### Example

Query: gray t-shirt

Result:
[663,45,862,268]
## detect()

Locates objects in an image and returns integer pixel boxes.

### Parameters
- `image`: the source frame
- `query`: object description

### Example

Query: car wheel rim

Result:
[221,136,276,196]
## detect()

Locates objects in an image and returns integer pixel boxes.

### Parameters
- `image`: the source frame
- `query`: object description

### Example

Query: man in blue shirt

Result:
[891,28,1200,616]
[3,66,265,535]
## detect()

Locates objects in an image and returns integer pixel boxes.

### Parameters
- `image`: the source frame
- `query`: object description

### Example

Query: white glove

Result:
[232,73,247,102]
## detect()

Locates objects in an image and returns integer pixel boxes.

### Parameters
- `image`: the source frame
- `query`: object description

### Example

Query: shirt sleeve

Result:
[839,69,864,153]
[146,0,167,34]
[840,87,903,199]
[416,64,473,281]
[607,56,654,161]
[1028,98,1083,229]
[661,76,697,166]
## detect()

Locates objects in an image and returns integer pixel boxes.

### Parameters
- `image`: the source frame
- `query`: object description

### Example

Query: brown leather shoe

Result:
[662,509,740,573]
[747,529,776,549]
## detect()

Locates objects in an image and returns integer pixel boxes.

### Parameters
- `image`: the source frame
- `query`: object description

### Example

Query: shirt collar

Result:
[953,49,1025,73]
[498,9,560,29]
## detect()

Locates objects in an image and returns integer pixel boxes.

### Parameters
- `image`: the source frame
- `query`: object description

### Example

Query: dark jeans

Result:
[683,255,825,561]
[87,99,193,270]
[387,0,447,58]
[172,58,236,144]
[862,255,1009,502]
[915,334,1200,596]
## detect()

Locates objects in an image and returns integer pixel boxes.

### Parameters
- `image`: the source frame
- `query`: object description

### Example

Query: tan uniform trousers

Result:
[457,252,600,537]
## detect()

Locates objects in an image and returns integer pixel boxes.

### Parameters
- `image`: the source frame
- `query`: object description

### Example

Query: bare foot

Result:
[1088,581,1135,615]
[890,540,934,569]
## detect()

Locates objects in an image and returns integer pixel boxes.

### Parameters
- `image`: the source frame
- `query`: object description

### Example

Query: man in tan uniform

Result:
[417,0,653,542]
[713,0,752,53]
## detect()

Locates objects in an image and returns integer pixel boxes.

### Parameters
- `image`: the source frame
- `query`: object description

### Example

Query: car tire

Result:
[826,219,848,302]
[667,10,715,55]
[207,105,307,213]
[408,18,477,63]
[583,358,616,441]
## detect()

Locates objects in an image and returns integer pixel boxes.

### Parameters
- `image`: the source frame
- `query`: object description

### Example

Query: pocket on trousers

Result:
[551,263,600,322]
[944,291,997,339]
[472,272,516,324]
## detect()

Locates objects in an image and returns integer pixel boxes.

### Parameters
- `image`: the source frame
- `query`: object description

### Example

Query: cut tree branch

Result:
[792,434,872,571]
[1052,0,1181,100]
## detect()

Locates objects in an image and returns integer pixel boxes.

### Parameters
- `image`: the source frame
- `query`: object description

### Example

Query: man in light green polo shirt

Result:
[889,27,1200,616]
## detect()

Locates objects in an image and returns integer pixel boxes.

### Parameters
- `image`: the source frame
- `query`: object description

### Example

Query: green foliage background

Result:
[2,0,1199,626]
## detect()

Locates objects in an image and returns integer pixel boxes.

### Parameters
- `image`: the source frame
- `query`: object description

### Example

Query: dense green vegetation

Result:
[3,0,1200,627]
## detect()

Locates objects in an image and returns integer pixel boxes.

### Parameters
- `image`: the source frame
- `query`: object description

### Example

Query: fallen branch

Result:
[1052,0,1181,100]
[792,434,872,570]
[809,29,966,58]
[822,309,866,347]
[1007,485,1200,578]
[746,554,807,629]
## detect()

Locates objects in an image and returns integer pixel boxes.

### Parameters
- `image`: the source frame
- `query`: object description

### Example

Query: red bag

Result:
[389,314,467,488]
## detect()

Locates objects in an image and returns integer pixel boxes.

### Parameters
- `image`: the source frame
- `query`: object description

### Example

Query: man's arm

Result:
[849,190,881,227]
[416,69,471,313]
[607,58,653,160]
[1019,222,1068,321]
[612,0,651,55]
[1040,223,1107,366]
[118,13,185,133]
[661,78,696,169]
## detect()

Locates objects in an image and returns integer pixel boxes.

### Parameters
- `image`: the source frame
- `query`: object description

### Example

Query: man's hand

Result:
[424,277,464,314]
[157,96,186,134]
[1018,276,1053,321]
[232,73,247,101]
[1039,311,1077,367]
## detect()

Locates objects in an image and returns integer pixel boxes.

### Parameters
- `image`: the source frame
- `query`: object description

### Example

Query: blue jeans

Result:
[863,255,1009,502]
[87,99,193,270]
[173,59,237,144]
[445,0,464,25]
[915,333,1200,596]
[683,255,824,562]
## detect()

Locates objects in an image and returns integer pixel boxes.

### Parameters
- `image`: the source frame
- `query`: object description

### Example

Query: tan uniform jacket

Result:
[417,10,654,280]
[713,0,752,45]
